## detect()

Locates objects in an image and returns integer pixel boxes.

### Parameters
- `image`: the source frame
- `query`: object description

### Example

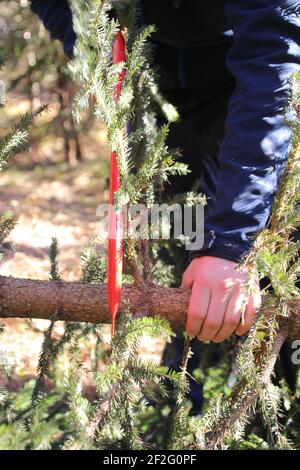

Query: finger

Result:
[181,268,194,289]
[212,289,244,343]
[235,289,261,336]
[186,284,211,337]
[197,289,230,342]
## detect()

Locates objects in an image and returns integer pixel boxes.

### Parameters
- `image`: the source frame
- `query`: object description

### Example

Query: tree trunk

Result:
[0,275,299,340]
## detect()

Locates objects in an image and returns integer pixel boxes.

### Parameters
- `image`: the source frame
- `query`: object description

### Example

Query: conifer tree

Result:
[0,0,300,451]
[67,0,300,449]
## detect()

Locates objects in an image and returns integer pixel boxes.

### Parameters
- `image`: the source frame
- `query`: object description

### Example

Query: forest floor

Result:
[0,123,164,386]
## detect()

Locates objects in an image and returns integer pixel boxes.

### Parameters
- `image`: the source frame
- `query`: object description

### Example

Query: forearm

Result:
[194,0,300,262]
[30,0,76,56]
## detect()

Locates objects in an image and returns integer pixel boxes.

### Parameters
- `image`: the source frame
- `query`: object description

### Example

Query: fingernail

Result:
[187,334,195,340]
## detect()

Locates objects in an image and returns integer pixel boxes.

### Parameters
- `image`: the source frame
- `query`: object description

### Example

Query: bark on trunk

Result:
[0,275,299,340]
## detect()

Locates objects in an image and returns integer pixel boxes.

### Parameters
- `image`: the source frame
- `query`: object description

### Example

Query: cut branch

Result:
[0,275,300,340]
[0,275,188,330]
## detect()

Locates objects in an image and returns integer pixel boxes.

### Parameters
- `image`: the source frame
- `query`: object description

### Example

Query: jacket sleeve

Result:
[30,0,76,57]
[192,0,300,262]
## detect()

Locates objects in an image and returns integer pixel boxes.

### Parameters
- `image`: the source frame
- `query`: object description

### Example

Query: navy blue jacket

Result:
[30,0,300,262]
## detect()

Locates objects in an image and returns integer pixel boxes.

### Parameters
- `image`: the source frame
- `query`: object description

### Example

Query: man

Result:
[30,0,300,343]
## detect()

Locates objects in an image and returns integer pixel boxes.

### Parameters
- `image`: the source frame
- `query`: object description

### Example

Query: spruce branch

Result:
[167,336,193,450]
[32,239,61,407]
[0,213,15,246]
[31,311,59,407]
[49,237,61,282]
[0,106,47,169]
[202,326,288,450]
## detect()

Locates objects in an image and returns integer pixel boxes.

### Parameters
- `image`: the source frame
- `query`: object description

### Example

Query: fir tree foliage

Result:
[69,0,187,206]
[0,1,300,451]
[0,107,47,171]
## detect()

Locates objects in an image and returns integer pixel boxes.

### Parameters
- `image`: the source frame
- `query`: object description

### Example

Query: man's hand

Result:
[181,256,261,342]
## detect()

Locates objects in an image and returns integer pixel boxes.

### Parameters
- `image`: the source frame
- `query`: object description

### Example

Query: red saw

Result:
[107,30,126,336]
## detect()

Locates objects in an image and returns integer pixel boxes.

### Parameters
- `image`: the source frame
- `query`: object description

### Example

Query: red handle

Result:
[108,31,126,336]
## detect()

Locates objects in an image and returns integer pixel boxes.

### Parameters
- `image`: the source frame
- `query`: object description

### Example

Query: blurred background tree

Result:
[0,0,100,166]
